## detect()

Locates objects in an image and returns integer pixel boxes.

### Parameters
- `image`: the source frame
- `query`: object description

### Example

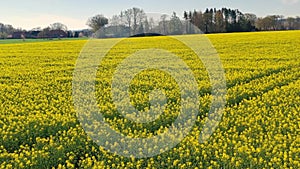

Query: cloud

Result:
[281,0,299,5]
[2,14,88,30]
[23,14,88,30]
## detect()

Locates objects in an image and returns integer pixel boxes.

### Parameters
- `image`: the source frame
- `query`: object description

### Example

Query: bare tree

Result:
[110,15,121,26]
[160,14,168,34]
[244,13,257,26]
[149,17,156,32]
[0,23,7,39]
[122,7,146,36]
[144,18,150,33]
[38,27,51,39]
[169,12,183,35]
[134,8,146,34]
[256,15,282,31]
[110,15,122,34]
[286,17,295,30]
[50,22,68,32]
[87,14,108,32]
[123,9,133,36]
[132,7,140,34]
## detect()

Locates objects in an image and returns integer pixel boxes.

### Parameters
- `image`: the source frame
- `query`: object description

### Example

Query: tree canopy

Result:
[86,14,109,32]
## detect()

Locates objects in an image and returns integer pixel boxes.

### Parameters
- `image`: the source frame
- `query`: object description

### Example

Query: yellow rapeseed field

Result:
[0,31,299,168]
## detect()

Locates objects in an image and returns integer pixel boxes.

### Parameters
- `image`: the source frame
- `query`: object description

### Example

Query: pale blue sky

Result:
[0,0,299,30]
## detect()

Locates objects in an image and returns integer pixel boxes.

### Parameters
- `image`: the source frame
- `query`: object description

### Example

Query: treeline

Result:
[0,22,92,39]
[186,8,300,33]
[88,7,300,37]
[1,7,300,39]
[0,23,16,39]
[186,8,255,33]
[88,8,194,38]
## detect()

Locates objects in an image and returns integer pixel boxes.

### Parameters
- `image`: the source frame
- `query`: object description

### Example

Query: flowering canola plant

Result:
[0,31,299,168]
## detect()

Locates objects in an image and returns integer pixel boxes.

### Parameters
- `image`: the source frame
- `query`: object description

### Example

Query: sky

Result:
[0,0,299,30]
